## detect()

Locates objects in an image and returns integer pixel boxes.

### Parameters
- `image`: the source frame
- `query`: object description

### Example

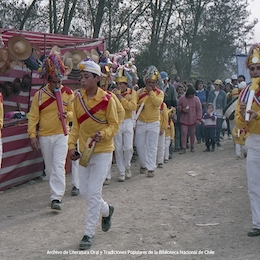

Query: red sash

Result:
[39,87,70,111]
[78,94,111,124]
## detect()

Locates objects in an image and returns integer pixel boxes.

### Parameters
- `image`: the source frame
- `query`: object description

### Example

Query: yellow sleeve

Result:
[68,98,80,151]
[161,103,168,131]
[149,90,164,107]
[100,97,119,140]
[120,90,137,111]
[112,93,125,124]
[234,94,247,130]
[65,92,74,123]
[27,91,40,139]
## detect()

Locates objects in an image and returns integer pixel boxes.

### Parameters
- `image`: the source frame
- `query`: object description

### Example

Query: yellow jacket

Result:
[28,84,74,138]
[235,85,260,134]
[68,87,119,154]
[109,91,125,124]
[232,125,250,145]
[120,88,137,120]
[165,119,175,140]
[160,102,168,131]
[136,87,164,122]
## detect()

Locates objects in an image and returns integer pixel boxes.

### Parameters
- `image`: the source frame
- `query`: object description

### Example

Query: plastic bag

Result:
[222,119,227,129]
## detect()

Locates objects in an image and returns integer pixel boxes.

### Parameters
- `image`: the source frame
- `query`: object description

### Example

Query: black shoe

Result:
[71,186,79,196]
[248,228,260,237]
[102,205,114,232]
[203,148,210,152]
[51,200,61,210]
[216,142,221,147]
[211,147,215,152]
[79,235,94,250]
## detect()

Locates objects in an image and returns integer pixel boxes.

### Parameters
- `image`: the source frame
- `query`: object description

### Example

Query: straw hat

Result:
[83,50,91,58]
[63,50,87,69]
[90,49,99,64]
[8,36,32,60]
[0,47,8,71]
[63,57,73,75]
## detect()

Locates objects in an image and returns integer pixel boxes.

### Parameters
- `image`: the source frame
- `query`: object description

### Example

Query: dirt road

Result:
[0,135,259,260]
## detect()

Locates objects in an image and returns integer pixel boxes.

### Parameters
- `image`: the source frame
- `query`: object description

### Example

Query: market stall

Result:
[0,28,105,191]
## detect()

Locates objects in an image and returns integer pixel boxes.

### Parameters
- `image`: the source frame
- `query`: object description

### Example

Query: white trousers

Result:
[71,159,79,189]
[157,131,165,164]
[245,134,260,229]
[235,144,247,157]
[0,138,2,168]
[79,152,112,237]
[164,136,171,160]
[135,120,160,171]
[114,119,134,175]
[39,134,68,201]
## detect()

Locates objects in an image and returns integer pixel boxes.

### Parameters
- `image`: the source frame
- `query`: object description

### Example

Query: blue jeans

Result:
[216,118,224,143]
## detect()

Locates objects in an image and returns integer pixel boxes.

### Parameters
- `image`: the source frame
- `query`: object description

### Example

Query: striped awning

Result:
[0,28,105,51]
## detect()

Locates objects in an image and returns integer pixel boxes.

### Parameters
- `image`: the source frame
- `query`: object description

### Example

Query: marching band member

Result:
[157,102,168,168]
[135,66,164,177]
[99,74,125,184]
[114,68,137,182]
[68,60,119,249]
[164,108,175,163]
[28,54,73,211]
[235,43,260,237]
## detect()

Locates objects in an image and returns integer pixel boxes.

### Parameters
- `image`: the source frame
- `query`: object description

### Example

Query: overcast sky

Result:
[248,0,260,42]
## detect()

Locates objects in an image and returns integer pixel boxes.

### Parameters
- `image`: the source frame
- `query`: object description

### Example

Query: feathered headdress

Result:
[38,54,66,80]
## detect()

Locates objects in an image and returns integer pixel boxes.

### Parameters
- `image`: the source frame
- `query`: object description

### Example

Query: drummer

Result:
[68,59,119,250]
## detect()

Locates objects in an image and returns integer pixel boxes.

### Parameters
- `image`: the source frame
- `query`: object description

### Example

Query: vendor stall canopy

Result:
[0,28,105,72]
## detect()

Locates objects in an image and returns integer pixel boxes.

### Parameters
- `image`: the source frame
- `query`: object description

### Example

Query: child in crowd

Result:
[164,107,175,163]
[232,125,249,159]
[202,103,217,152]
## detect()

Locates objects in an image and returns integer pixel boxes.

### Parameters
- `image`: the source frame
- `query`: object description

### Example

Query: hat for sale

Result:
[63,50,87,69]
[8,36,32,60]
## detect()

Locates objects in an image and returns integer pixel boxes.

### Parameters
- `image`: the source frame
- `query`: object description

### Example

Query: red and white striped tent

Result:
[0,28,105,191]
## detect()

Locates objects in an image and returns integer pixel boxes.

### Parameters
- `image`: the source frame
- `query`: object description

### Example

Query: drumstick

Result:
[54,88,68,136]
[245,90,255,121]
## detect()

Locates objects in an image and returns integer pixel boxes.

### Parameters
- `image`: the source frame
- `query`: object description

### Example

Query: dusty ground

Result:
[1,135,260,260]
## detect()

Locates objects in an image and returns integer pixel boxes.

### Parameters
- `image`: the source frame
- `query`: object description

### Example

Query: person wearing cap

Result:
[68,59,119,249]
[0,92,3,168]
[113,68,137,182]
[231,74,238,88]
[235,43,260,237]
[28,54,74,211]
[135,65,164,177]
[207,79,227,146]
[178,86,202,154]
